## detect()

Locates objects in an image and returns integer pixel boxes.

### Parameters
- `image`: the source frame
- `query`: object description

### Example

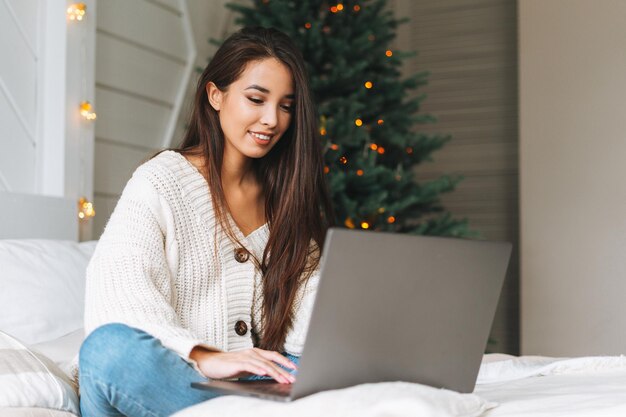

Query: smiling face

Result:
[206,58,295,161]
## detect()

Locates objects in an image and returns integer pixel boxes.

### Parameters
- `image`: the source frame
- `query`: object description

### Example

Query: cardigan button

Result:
[235,320,248,336]
[234,248,249,263]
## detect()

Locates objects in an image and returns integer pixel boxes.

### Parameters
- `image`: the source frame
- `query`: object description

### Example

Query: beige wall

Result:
[520,0,626,356]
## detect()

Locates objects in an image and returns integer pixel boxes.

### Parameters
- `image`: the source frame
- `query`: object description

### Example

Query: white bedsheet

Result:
[174,355,626,417]
[475,355,626,416]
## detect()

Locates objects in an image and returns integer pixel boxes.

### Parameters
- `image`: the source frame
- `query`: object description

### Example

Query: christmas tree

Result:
[225,0,473,237]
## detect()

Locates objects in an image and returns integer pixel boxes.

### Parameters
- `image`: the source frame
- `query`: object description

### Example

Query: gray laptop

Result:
[192,228,511,401]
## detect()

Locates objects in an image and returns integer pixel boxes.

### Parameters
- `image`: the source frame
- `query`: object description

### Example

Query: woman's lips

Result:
[249,131,272,146]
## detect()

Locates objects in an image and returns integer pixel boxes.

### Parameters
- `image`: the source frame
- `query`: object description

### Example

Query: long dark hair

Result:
[176,27,333,351]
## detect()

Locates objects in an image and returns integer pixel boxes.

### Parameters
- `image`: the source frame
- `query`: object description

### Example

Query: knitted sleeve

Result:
[83,169,218,366]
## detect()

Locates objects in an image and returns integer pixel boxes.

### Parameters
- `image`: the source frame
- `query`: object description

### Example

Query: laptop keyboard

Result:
[244,381,292,396]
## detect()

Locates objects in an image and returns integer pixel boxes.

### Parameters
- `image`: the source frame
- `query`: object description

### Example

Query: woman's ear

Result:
[206,82,223,111]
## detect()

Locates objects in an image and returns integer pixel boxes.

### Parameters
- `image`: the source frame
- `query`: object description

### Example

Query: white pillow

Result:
[0,239,97,345]
[0,330,80,416]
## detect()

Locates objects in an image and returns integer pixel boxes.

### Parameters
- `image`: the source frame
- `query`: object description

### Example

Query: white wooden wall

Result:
[93,0,196,237]
[393,0,519,353]
[1,0,52,194]
[1,0,95,241]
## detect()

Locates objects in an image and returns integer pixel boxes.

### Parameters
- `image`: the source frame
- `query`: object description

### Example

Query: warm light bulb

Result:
[356,169,364,176]
[377,147,385,155]
[304,22,312,29]
[377,119,384,125]
[78,197,95,220]
[324,166,330,174]
[330,144,339,150]
[369,144,378,151]
[337,4,344,11]
[67,3,86,21]
[360,222,370,229]
[364,81,373,89]
[387,216,396,224]
[386,50,393,57]
[355,119,363,127]
[339,156,348,164]
[353,5,361,12]
[80,101,97,120]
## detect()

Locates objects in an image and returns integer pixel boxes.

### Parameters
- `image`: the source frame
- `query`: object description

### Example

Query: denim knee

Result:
[79,323,142,379]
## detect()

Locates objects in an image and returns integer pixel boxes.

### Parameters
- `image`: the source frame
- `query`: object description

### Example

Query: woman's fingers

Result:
[247,358,294,384]
[253,348,298,370]
[194,348,297,383]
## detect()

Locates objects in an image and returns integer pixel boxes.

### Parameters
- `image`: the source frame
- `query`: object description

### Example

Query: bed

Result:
[2,191,626,417]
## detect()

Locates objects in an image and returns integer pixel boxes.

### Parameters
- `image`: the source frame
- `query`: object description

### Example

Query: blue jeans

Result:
[79,323,299,417]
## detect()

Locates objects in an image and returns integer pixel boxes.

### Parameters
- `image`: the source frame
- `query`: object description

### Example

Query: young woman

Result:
[78,26,333,417]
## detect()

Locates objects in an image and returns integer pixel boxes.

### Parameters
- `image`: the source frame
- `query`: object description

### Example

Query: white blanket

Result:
[475,355,626,417]
[173,382,494,417]
[174,355,626,417]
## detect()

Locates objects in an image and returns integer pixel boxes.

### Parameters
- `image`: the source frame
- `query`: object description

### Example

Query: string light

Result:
[377,147,385,154]
[320,127,327,135]
[345,217,355,229]
[304,22,312,29]
[355,119,363,126]
[324,166,330,174]
[364,81,373,89]
[67,3,86,21]
[330,143,339,150]
[339,156,348,164]
[356,169,364,176]
[377,119,384,125]
[360,222,370,229]
[378,207,385,214]
[78,197,95,220]
[406,147,413,154]
[353,5,361,12]
[337,4,344,11]
[369,144,378,151]
[387,216,396,224]
[80,101,97,120]
[330,6,338,13]
[322,26,331,34]
[386,50,393,57]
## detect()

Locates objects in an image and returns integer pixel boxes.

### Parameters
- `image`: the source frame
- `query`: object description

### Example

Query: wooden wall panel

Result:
[95,87,172,149]
[0,0,37,134]
[0,90,35,192]
[97,0,187,61]
[96,33,185,105]
[6,0,39,52]
[393,0,519,353]
[93,0,194,237]
[94,141,154,201]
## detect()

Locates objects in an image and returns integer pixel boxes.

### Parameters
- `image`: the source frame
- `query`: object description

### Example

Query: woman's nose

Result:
[260,106,278,128]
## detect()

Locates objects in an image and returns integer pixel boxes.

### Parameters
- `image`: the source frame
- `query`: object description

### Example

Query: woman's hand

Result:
[190,346,297,384]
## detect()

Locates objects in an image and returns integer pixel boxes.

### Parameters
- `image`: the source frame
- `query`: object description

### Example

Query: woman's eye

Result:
[281,104,293,113]
[248,97,263,104]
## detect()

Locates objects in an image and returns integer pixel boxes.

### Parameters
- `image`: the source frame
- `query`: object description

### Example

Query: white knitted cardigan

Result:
[84,150,318,366]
